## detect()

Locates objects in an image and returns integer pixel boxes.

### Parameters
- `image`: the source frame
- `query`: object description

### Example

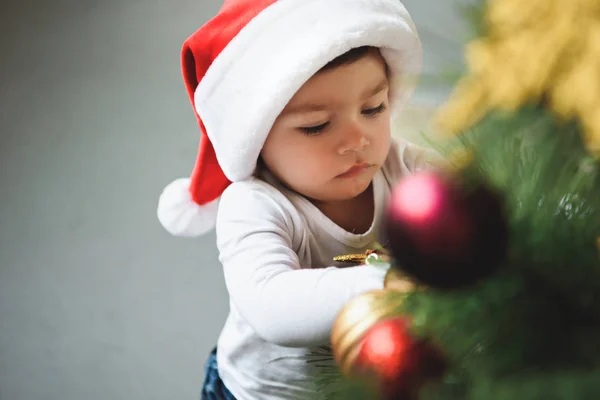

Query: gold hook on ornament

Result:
[333,249,390,265]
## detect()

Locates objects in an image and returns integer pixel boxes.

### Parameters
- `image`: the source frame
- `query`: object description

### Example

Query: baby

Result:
[157,0,437,399]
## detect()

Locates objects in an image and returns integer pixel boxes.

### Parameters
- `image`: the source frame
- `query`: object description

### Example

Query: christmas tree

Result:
[318,0,600,398]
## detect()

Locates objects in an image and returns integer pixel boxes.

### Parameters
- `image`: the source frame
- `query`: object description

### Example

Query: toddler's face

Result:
[261,49,391,202]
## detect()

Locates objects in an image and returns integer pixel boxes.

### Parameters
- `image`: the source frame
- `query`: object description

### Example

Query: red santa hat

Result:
[157,0,422,237]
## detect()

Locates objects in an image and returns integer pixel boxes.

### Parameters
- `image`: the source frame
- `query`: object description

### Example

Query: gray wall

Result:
[0,1,467,399]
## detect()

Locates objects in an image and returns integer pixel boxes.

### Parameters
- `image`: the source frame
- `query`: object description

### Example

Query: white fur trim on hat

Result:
[157,178,220,237]
[194,0,422,183]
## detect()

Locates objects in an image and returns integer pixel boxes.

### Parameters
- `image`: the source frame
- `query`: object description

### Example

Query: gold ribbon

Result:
[437,0,600,156]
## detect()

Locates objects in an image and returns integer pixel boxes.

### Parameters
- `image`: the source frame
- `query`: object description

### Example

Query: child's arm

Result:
[216,182,389,348]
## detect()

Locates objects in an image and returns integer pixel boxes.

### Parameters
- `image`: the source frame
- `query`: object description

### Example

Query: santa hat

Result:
[157,0,422,237]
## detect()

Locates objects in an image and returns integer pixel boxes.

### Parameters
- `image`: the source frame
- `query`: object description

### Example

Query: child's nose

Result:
[338,124,370,155]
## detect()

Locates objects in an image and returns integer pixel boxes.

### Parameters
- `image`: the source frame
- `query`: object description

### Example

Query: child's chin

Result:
[338,178,372,199]
[304,176,373,202]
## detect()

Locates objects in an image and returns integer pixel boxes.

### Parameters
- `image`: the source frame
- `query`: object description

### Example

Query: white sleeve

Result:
[215,181,388,348]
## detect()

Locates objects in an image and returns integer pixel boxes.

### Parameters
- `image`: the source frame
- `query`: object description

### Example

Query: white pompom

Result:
[157,178,220,237]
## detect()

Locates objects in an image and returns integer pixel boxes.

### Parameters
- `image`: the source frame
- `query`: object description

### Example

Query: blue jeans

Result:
[201,348,237,400]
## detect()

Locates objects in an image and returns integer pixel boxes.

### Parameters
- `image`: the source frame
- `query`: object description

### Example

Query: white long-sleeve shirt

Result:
[214,140,435,400]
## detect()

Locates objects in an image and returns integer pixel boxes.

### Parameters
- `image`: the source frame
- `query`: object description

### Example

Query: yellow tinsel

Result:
[436,0,600,156]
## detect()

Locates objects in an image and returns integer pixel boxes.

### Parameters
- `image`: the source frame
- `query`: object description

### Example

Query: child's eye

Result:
[299,122,330,136]
[362,103,387,116]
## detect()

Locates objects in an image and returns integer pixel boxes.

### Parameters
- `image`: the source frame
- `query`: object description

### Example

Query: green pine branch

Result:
[313,105,600,399]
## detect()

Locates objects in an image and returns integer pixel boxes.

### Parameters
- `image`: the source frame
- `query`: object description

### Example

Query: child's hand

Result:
[384,267,417,292]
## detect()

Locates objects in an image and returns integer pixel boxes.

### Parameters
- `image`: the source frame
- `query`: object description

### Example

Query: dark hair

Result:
[319,46,379,72]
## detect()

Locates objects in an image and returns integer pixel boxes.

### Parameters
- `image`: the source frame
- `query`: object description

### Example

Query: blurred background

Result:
[0,1,470,399]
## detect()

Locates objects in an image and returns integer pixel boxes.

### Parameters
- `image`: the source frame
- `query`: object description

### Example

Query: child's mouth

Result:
[336,162,373,178]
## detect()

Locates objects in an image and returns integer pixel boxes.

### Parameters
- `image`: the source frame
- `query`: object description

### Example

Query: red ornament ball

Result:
[384,172,508,289]
[355,317,447,400]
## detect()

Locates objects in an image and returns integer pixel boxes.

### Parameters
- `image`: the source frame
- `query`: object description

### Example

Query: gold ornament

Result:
[436,0,600,157]
[331,289,407,376]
